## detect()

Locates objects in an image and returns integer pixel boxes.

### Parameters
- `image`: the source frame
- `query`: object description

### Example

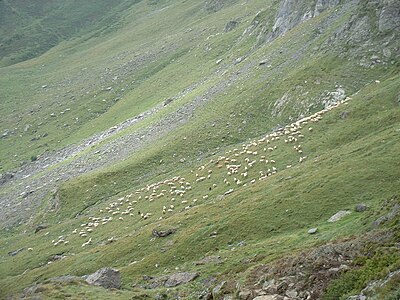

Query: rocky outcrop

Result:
[204,0,225,12]
[378,0,400,32]
[85,267,121,289]
[270,0,340,39]
[224,20,239,32]
[314,0,340,17]
[152,228,176,238]
[164,272,199,287]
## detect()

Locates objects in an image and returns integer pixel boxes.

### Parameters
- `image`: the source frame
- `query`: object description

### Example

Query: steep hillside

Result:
[0,0,136,67]
[0,0,399,299]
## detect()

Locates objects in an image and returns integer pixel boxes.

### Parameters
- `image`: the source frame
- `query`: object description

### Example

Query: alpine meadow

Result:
[0,0,399,299]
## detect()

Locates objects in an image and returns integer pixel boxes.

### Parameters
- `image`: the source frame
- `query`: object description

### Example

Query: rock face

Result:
[85,267,121,289]
[271,0,340,39]
[314,0,340,16]
[378,0,400,32]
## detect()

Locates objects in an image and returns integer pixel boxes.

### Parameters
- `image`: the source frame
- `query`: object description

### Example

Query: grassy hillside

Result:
[0,0,138,67]
[1,74,399,299]
[0,0,399,299]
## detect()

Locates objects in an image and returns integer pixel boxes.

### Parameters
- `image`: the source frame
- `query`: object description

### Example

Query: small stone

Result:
[355,204,368,212]
[339,111,349,119]
[262,279,277,294]
[35,224,48,233]
[238,289,252,300]
[286,289,298,298]
[8,248,24,256]
[308,228,318,234]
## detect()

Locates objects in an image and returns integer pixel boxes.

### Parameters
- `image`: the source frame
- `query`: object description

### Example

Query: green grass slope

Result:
[1,75,399,298]
[0,0,399,298]
[0,0,138,67]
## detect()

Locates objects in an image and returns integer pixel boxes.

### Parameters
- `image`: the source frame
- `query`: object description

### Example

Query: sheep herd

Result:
[49,98,350,248]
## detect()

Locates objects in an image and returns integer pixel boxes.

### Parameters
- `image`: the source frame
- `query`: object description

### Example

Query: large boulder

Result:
[328,210,351,222]
[85,267,121,289]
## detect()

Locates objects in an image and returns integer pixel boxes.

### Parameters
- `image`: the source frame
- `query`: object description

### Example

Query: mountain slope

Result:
[0,0,399,299]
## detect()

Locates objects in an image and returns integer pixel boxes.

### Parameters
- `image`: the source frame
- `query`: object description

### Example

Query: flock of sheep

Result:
[50,98,350,248]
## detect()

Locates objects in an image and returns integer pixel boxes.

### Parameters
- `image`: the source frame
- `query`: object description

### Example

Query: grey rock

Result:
[237,241,247,247]
[355,203,368,212]
[204,0,224,12]
[85,267,121,289]
[224,20,239,32]
[262,279,277,294]
[308,227,318,234]
[163,98,173,106]
[234,57,244,65]
[22,284,45,296]
[212,281,226,298]
[164,272,198,287]
[50,254,67,261]
[35,224,49,233]
[373,204,400,227]
[155,293,168,300]
[239,289,252,300]
[383,48,392,59]
[373,215,389,227]
[286,289,298,298]
[378,0,400,32]
[152,228,176,238]
[314,0,340,17]
[0,172,14,185]
[339,111,349,119]
[328,210,351,222]
[8,248,24,256]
